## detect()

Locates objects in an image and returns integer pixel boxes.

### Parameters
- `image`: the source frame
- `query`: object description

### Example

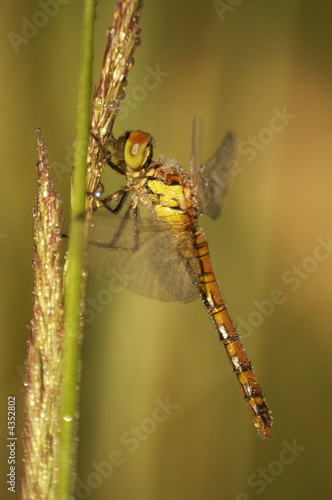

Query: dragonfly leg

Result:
[90,132,124,175]
[87,187,128,213]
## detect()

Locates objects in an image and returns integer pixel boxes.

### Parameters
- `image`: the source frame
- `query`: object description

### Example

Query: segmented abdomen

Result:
[193,229,272,439]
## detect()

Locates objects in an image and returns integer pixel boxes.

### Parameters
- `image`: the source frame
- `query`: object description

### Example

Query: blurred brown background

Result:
[1,1,332,499]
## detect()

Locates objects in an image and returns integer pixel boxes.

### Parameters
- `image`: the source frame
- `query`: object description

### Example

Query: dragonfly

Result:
[89,124,272,439]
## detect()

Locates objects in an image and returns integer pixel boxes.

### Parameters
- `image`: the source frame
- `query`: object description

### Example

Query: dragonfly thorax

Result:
[142,160,198,225]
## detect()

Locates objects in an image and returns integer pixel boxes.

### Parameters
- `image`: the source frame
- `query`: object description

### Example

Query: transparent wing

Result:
[190,117,205,211]
[191,120,236,220]
[88,211,199,302]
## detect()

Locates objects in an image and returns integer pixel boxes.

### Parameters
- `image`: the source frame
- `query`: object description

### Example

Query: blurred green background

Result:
[1,1,332,499]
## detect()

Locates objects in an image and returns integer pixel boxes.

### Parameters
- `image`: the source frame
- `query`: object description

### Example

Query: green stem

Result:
[57,0,95,497]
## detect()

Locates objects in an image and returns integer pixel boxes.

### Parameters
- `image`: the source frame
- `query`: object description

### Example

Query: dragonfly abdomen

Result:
[193,229,272,439]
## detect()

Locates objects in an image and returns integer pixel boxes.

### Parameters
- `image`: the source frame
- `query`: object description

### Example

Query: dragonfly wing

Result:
[190,117,206,213]
[192,129,236,220]
[88,212,198,302]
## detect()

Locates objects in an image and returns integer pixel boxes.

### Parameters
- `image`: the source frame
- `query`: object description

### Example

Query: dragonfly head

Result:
[114,131,154,175]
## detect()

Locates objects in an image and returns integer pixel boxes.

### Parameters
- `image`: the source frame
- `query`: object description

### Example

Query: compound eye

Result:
[124,131,152,170]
